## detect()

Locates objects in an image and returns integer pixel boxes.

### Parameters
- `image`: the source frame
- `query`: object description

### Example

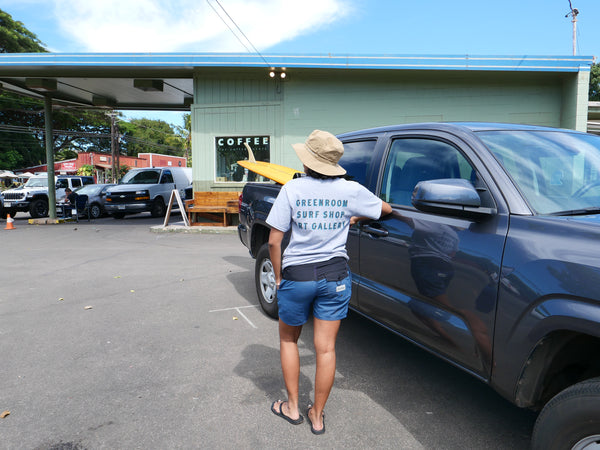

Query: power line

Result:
[0,124,182,153]
[207,0,271,68]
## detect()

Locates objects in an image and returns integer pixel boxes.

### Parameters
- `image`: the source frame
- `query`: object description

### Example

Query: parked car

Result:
[56,183,115,219]
[238,122,600,450]
[105,167,191,219]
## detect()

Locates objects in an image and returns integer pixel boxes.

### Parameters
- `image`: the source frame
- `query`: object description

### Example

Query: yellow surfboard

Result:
[237,143,302,185]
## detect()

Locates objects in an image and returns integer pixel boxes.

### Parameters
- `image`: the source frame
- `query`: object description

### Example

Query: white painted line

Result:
[209,305,259,313]
[235,307,257,329]
[209,304,260,329]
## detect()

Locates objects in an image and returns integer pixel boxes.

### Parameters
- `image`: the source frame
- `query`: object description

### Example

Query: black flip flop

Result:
[306,406,326,435]
[271,400,304,425]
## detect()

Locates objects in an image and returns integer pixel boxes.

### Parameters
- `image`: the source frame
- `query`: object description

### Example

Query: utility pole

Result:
[566,2,579,56]
[107,111,119,182]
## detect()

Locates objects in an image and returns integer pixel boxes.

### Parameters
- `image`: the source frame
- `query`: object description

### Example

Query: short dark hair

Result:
[305,167,344,180]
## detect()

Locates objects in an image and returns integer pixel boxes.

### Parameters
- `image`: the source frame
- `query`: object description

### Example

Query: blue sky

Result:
[2,0,599,125]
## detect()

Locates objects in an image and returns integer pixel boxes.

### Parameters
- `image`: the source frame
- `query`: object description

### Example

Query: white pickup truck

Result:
[1,174,95,218]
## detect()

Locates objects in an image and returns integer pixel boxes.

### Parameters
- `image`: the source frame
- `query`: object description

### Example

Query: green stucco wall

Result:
[191,68,588,189]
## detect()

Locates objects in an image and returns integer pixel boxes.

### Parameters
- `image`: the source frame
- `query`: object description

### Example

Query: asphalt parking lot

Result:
[0,213,537,449]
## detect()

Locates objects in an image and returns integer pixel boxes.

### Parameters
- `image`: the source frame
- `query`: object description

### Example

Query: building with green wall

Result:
[190,54,592,191]
[0,53,593,192]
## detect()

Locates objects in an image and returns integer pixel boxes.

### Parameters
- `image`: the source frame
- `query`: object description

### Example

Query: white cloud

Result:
[51,0,353,52]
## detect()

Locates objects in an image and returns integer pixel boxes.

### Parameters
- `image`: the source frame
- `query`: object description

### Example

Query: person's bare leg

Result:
[308,318,341,431]
[274,319,303,420]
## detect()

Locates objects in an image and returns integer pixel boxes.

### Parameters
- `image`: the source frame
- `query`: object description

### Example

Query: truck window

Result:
[381,138,478,206]
[121,169,160,184]
[71,179,82,188]
[56,179,68,189]
[160,171,174,184]
[340,140,376,187]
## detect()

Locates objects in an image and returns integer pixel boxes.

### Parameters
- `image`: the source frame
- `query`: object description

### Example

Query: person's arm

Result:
[268,228,285,287]
[350,200,392,225]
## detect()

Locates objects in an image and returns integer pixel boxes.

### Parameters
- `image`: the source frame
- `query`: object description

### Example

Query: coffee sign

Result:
[215,135,271,182]
[216,136,269,152]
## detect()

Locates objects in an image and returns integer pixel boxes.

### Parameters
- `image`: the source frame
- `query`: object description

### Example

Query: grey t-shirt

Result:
[266,176,383,269]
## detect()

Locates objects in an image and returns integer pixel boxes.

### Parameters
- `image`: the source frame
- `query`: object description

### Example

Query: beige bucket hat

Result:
[292,130,346,176]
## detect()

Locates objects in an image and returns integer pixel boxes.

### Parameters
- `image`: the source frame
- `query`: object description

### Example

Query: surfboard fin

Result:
[243,143,257,163]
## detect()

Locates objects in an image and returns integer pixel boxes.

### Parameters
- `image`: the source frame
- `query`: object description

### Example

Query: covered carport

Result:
[0,53,196,218]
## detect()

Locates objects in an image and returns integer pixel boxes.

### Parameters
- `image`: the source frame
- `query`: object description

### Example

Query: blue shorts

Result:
[276,274,352,326]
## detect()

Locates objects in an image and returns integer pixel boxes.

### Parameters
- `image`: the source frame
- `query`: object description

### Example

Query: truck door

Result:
[338,138,379,308]
[159,170,176,201]
[356,134,508,377]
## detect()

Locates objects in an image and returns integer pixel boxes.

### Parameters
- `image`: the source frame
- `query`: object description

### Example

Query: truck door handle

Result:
[362,223,389,237]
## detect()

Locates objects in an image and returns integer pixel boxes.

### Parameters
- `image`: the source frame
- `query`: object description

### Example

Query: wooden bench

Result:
[185,191,240,226]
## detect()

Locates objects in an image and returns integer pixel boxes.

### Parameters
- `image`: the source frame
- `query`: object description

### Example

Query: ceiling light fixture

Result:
[268,69,287,79]
[92,95,116,107]
[133,79,164,92]
[25,78,57,92]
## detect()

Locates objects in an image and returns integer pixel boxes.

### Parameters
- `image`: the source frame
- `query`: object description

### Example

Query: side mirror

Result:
[412,178,495,220]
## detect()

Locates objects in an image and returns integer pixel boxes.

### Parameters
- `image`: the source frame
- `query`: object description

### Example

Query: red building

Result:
[18,152,187,183]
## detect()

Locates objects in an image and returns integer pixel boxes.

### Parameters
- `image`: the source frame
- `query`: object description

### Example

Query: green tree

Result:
[176,113,192,167]
[0,9,47,53]
[77,164,94,176]
[589,63,600,101]
[0,10,115,171]
[119,118,185,157]
[0,92,113,169]
[0,10,48,170]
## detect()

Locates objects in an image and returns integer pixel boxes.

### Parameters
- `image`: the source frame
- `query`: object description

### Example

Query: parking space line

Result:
[209,305,260,329]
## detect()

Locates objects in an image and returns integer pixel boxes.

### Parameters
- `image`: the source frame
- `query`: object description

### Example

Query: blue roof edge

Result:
[0,53,593,72]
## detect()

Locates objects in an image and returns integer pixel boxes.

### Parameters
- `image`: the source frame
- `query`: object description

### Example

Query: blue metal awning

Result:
[0,52,593,111]
[0,52,593,72]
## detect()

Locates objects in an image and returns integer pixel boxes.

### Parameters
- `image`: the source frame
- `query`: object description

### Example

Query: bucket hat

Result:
[292,130,346,176]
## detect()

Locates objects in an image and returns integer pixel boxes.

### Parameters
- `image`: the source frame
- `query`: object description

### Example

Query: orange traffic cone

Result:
[4,214,15,230]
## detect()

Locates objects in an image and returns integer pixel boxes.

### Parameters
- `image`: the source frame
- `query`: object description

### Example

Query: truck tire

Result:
[89,203,102,219]
[531,377,600,450]
[150,198,166,217]
[30,199,48,218]
[255,243,278,319]
[1,209,16,219]
[112,212,126,219]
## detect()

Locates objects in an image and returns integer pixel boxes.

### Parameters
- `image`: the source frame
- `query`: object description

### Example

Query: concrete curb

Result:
[28,218,69,225]
[150,224,238,234]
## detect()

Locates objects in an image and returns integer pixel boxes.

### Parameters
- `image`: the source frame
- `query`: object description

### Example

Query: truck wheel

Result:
[531,377,600,450]
[112,212,126,219]
[255,243,278,319]
[151,198,166,217]
[89,203,102,219]
[30,199,48,218]
[1,209,15,219]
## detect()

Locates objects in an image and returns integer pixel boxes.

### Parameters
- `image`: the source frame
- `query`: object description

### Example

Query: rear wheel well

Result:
[250,224,271,258]
[516,331,600,410]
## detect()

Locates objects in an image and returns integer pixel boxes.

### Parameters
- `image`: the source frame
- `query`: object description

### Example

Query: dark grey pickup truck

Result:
[238,122,600,449]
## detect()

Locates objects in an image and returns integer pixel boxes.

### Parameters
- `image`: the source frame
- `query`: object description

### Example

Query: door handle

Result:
[362,224,389,237]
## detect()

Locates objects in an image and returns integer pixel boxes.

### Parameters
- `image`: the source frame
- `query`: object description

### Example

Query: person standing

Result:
[267,130,392,434]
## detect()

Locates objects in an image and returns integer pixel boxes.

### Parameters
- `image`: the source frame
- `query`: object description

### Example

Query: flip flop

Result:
[306,406,326,435]
[271,400,304,425]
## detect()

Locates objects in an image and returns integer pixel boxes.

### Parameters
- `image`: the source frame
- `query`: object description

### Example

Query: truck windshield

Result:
[120,170,160,185]
[477,130,600,215]
[24,177,48,188]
